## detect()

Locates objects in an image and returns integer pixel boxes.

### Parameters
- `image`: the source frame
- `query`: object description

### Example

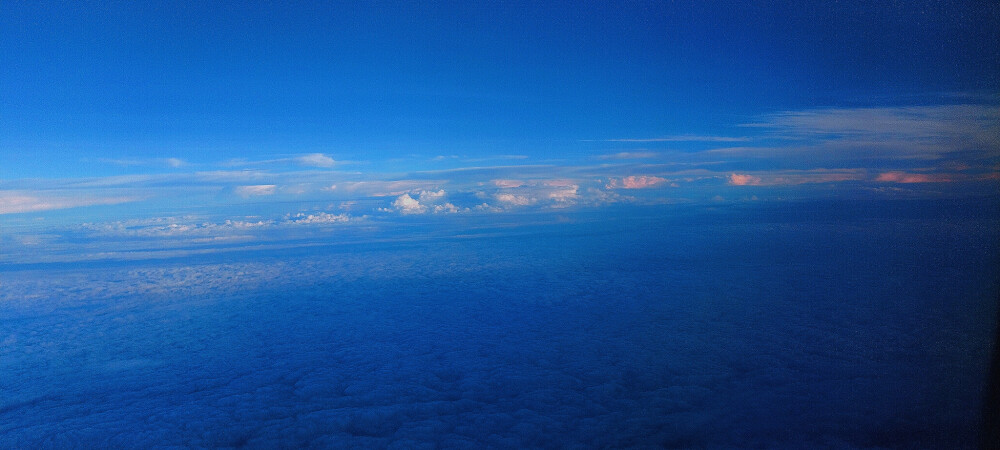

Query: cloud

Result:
[294,153,336,168]
[433,203,462,213]
[99,157,188,168]
[728,174,762,186]
[494,193,536,206]
[391,194,428,214]
[875,171,953,183]
[418,190,446,202]
[492,179,524,188]
[234,185,277,197]
[330,180,444,197]
[286,212,353,224]
[738,104,1000,159]
[606,176,668,189]
[598,135,750,143]
[0,191,139,214]
[596,152,659,160]
[547,185,579,206]
[382,190,465,214]
[225,153,337,168]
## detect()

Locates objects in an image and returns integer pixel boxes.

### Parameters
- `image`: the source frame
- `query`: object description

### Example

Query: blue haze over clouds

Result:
[1,1,999,448]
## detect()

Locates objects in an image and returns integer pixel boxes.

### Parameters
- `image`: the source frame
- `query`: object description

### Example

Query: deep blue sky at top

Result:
[3,1,997,177]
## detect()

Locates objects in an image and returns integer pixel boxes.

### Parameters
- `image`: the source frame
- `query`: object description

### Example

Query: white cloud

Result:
[493,179,524,188]
[234,185,277,197]
[0,190,139,214]
[391,194,427,214]
[547,185,579,206]
[99,157,188,168]
[294,153,336,167]
[599,135,750,143]
[494,193,536,206]
[433,203,462,213]
[418,190,446,202]
[165,158,187,168]
[287,212,353,224]
[596,152,659,160]
[331,180,444,197]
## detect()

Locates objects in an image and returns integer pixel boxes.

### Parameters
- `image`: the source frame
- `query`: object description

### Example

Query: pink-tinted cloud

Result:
[875,171,953,183]
[728,174,762,186]
[606,175,668,189]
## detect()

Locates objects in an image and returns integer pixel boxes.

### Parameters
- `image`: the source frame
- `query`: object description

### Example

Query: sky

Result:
[3,2,1000,447]
[1,1,998,239]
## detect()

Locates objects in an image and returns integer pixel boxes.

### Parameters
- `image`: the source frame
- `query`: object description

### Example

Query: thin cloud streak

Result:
[591,135,751,143]
[0,190,140,214]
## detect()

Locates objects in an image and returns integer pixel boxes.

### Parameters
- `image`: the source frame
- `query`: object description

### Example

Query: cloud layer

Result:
[2,204,994,447]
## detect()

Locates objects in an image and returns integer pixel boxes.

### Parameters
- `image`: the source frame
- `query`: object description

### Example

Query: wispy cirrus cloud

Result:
[875,171,952,183]
[98,157,188,168]
[596,152,659,160]
[225,153,337,168]
[0,190,140,214]
[737,104,1000,160]
[590,135,751,143]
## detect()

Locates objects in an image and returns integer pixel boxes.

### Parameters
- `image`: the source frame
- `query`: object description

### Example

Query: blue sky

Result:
[1,1,998,248]
[2,3,1000,447]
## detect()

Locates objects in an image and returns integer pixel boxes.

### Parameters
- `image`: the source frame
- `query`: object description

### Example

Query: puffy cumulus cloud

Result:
[391,194,428,215]
[875,171,954,183]
[294,153,336,168]
[0,190,139,214]
[418,190,446,202]
[728,174,762,186]
[606,176,668,189]
[234,185,277,197]
[380,190,466,215]
[433,203,462,214]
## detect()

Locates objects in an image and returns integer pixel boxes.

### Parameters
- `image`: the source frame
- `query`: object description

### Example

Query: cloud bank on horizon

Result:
[1,1,998,260]
[2,103,997,216]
